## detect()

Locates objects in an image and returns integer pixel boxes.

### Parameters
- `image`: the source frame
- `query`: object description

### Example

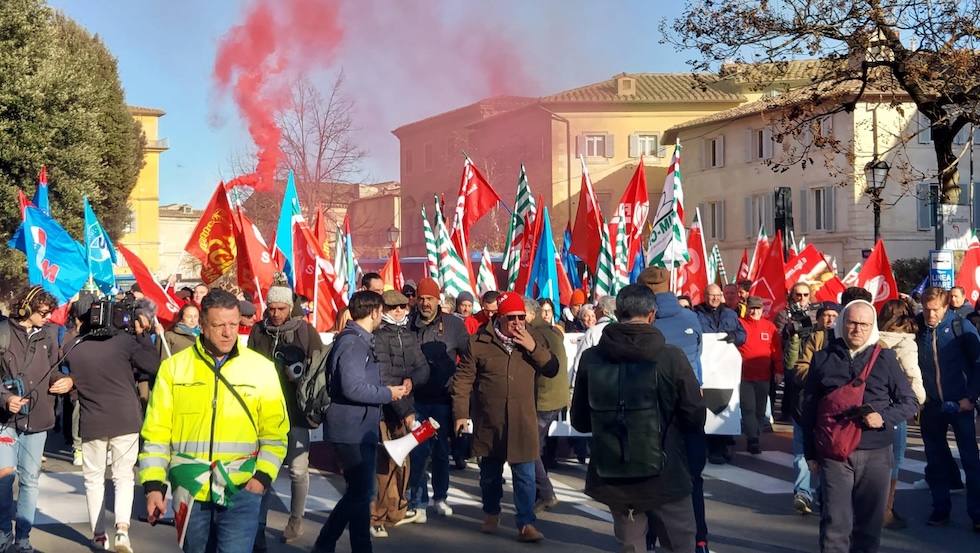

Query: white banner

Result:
[701,333,743,435]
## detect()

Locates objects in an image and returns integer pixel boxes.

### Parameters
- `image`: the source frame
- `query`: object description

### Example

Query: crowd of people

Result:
[0,267,978,553]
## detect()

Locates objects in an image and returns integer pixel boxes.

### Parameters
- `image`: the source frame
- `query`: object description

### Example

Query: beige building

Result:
[158,203,203,280]
[347,182,402,259]
[116,106,167,277]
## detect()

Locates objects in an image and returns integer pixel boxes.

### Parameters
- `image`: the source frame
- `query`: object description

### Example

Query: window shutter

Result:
[820,115,833,136]
[651,135,660,157]
[973,125,980,145]
[744,130,754,162]
[576,134,586,157]
[918,114,932,144]
[955,127,968,145]
[718,200,727,240]
[916,183,932,230]
[629,134,638,158]
[765,192,774,236]
[698,202,707,227]
[744,196,753,237]
[799,189,809,233]
[826,186,836,231]
[762,129,774,159]
[604,135,615,158]
[716,135,726,167]
[700,139,708,170]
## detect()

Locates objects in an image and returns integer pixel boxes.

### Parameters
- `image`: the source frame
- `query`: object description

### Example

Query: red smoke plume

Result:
[213,0,343,190]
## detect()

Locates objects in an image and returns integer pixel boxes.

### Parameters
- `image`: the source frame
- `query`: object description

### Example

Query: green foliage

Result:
[0,0,144,294]
[892,257,928,294]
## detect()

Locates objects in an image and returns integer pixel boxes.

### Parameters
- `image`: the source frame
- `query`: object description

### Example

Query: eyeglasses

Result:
[845,322,872,330]
[36,310,52,317]
[505,314,527,322]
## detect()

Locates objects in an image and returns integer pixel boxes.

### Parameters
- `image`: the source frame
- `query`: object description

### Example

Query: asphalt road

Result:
[24,421,980,553]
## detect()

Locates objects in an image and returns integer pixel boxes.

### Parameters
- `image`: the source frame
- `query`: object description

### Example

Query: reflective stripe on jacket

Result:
[139,339,289,502]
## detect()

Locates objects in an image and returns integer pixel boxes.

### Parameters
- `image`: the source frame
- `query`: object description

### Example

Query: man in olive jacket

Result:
[452,292,559,543]
[571,285,706,553]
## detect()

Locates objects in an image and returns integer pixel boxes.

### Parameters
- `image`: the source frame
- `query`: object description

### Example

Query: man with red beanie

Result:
[737,296,784,454]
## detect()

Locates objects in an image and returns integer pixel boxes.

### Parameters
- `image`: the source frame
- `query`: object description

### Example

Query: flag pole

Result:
[312,264,320,329]
[168,251,186,287]
[156,316,173,359]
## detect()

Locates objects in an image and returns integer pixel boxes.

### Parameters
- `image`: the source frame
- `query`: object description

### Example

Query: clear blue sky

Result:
[50,0,691,208]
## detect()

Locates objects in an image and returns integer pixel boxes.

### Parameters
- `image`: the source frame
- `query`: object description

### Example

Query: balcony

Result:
[145,138,169,151]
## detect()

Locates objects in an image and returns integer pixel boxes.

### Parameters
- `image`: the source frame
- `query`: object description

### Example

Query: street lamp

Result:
[864,159,890,244]
[387,225,400,245]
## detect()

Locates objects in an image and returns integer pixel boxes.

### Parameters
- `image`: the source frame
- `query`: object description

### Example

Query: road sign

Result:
[929,249,955,289]
[941,204,972,251]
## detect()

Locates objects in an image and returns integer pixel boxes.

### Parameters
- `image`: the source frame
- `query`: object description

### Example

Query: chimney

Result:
[616,74,636,97]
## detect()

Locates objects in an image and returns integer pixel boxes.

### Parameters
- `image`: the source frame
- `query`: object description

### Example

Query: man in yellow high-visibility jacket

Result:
[139,289,289,553]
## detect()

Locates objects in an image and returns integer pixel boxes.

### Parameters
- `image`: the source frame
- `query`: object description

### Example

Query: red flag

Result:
[735,248,750,282]
[615,157,650,271]
[814,275,848,304]
[117,243,181,325]
[236,208,277,311]
[380,243,405,291]
[856,239,899,310]
[555,252,573,306]
[451,157,502,237]
[313,203,330,257]
[569,160,604,273]
[747,227,770,282]
[749,231,788,320]
[677,211,709,304]
[185,183,237,284]
[292,219,343,331]
[956,239,980,304]
[17,190,30,218]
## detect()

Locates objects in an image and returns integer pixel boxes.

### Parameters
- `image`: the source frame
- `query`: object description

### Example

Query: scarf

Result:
[176,323,200,336]
[493,320,515,354]
[382,313,408,327]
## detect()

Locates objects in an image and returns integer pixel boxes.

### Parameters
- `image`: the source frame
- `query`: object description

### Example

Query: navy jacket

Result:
[693,304,746,346]
[801,340,919,460]
[916,310,980,404]
[325,322,392,444]
[655,292,704,385]
[410,312,470,405]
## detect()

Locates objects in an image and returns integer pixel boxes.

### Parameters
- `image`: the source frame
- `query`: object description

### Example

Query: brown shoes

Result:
[518,524,544,542]
[480,514,500,533]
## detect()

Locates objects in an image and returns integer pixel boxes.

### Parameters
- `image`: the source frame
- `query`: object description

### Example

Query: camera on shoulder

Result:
[788,303,815,339]
[88,299,138,337]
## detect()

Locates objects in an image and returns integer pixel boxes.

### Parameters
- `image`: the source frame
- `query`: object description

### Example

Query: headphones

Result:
[17,286,46,319]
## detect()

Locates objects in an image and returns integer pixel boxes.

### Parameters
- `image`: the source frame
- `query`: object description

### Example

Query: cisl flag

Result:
[749,230,788,319]
[855,239,898,310]
[955,232,980,303]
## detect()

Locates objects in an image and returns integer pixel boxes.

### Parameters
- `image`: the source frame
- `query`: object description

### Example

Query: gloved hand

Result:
[719,332,737,344]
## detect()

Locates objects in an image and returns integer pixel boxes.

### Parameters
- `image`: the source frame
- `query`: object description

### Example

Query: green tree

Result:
[665,0,980,204]
[0,0,144,294]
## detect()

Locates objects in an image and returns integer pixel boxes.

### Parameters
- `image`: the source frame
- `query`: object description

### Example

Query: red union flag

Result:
[783,245,830,289]
[614,157,650,271]
[117,243,181,326]
[236,208,276,311]
[856,239,898,310]
[569,158,604,273]
[735,248,750,282]
[451,157,502,237]
[677,209,709,304]
[185,182,237,284]
[956,240,980,304]
[814,274,847,304]
[749,230,787,319]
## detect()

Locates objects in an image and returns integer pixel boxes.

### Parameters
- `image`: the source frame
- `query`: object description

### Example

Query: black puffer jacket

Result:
[375,320,430,420]
[410,312,470,405]
[571,322,706,511]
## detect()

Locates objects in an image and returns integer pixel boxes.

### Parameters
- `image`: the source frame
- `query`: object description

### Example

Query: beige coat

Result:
[879,331,927,404]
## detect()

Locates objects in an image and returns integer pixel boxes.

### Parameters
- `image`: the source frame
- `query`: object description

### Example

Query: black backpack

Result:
[587,352,664,479]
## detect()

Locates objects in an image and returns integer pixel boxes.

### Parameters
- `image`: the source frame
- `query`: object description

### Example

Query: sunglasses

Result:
[794,292,810,297]
[392,304,408,310]
[505,314,527,322]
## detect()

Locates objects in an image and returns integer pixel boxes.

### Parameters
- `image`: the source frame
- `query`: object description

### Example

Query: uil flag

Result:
[856,239,899,310]
[83,196,117,294]
[274,172,302,283]
[528,206,560,303]
[236,208,277,311]
[616,157,650,271]
[569,156,604,273]
[476,246,498,298]
[118,243,182,325]
[22,206,89,305]
[749,230,788,319]
[33,166,49,216]
[735,248,750,283]
[647,142,688,268]
[185,182,238,284]
[677,208,710,304]
[956,232,980,303]
[747,224,769,282]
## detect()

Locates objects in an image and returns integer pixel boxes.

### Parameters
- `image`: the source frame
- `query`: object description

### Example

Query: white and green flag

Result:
[612,204,630,294]
[422,204,440,283]
[502,164,537,290]
[434,195,471,299]
[595,218,615,299]
[646,141,689,268]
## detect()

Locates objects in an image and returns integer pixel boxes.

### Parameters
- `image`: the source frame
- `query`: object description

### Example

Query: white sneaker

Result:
[90,534,109,551]
[913,478,929,490]
[13,537,33,553]
[370,525,388,538]
[113,531,133,553]
[434,500,453,517]
[395,508,427,525]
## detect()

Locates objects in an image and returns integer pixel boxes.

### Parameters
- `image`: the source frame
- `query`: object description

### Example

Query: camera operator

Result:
[64,297,161,552]
[0,285,71,553]
[772,282,817,421]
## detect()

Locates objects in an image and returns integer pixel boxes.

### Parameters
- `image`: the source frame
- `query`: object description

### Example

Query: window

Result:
[748,129,773,161]
[918,182,975,230]
[445,136,455,159]
[703,136,725,168]
[744,193,773,237]
[629,133,660,158]
[699,201,726,240]
[123,208,136,234]
[423,143,433,171]
[596,192,613,218]
[404,150,413,175]
[819,115,833,138]
[576,133,614,158]
[917,112,933,145]
[799,187,836,233]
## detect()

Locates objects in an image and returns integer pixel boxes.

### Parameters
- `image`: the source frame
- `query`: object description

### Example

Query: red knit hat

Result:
[570,289,587,306]
[415,277,441,299]
[496,292,526,315]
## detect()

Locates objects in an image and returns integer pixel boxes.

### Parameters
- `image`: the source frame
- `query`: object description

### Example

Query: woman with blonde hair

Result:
[877,298,926,529]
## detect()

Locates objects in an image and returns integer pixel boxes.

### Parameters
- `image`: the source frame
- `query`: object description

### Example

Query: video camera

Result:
[787,303,815,339]
[88,299,138,337]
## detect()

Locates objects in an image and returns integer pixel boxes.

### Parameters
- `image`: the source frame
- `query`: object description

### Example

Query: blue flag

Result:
[913,275,928,296]
[33,166,49,216]
[528,207,559,303]
[629,247,645,284]
[22,206,89,304]
[561,225,582,290]
[274,171,301,284]
[84,196,117,294]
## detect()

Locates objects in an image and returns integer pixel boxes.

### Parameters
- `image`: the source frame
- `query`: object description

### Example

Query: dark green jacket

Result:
[531,318,569,412]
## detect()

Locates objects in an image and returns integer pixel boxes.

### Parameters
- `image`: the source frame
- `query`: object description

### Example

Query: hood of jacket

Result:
[596,322,667,363]
[840,299,880,357]
[878,330,914,350]
[654,291,684,319]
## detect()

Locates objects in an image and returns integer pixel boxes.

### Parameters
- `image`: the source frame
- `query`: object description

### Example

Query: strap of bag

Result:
[852,345,882,388]
[197,347,258,433]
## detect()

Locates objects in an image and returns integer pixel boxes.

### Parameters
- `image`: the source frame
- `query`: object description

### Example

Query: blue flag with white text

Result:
[84,196,117,294]
[22,206,89,304]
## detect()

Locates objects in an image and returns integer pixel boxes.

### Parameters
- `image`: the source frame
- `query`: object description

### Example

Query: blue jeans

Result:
[0,427,47,539]
[920,401,980,520]
[181,488,263,553]
[315,442,377,553]
[792,421,814,500]
[479,457,536,529]
[407,402,452,509]
[891,420,908,480]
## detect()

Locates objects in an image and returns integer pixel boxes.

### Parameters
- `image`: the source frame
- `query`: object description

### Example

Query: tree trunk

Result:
[932,127,962,205]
